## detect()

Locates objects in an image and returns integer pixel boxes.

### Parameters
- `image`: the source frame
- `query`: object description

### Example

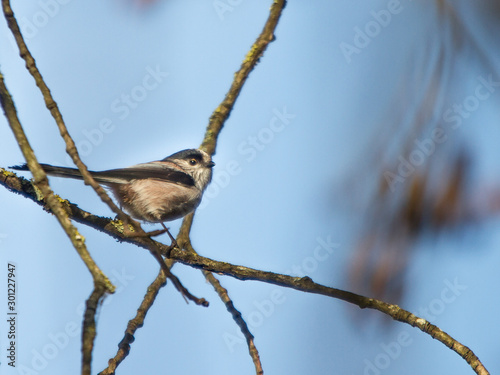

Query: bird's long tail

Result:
[9,163,113,184]
[11,163,83,178]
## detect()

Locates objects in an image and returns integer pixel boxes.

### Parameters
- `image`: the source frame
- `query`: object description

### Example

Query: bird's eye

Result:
[189,159,197,166]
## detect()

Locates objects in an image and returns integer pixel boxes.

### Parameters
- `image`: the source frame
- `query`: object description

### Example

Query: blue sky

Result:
[1,1,500,374]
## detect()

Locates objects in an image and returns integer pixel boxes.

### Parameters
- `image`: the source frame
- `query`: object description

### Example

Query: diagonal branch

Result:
[169,249,489,375]
[97,263,208,375]
[199,0,287,155]
[203,270,263,375]
[83,284,108,375]
[0,71,115,375]
[180,227,263,375]
[0,171,489,375]
[98,268,167,375]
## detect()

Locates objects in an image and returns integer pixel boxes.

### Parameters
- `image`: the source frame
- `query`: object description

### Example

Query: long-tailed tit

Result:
[11,149,215,237]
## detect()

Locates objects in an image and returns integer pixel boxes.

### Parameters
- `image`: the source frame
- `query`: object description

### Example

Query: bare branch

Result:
[200,0,287,155]
[145,239,209,307]
[82,285,108,375]
[169,249,489,375]
[180,227,263,374]
[0,171,489,375]
[99,269,167,375]
[203,270,263,375]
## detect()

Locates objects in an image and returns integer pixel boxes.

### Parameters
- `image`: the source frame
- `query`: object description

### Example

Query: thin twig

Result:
[200,0,287,155]
[97,259,206,375]
[147,240,209,307]
[82,284,108,375]
[181,227,263,374]
[167,267,209,307]
[0,170,490,375]
[99,269,167,375]
[204,270,263,375]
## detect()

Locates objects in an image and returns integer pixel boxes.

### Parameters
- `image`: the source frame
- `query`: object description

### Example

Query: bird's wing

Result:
[94,162,195,186]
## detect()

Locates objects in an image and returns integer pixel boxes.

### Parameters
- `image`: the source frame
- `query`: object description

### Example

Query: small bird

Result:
[11,149,215,238]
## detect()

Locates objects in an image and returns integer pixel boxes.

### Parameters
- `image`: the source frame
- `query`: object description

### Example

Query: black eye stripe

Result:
[187,155,202,162]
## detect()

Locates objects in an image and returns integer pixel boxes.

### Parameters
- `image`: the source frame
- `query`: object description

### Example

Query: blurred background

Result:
[1,1,500,374]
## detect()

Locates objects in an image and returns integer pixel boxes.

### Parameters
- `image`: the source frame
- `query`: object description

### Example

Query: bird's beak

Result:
[208,161,215,168]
